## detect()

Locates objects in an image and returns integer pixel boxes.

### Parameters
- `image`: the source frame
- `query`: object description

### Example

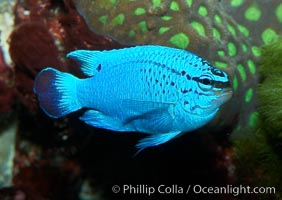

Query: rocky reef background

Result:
[0,0,281,199]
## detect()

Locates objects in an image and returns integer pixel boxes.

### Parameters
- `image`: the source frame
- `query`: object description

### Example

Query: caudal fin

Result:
[33,67,81,118]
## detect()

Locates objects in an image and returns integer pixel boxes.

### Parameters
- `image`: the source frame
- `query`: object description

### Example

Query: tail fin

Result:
[33,67,81,118]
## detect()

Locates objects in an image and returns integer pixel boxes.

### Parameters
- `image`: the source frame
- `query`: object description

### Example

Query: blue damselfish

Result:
[33,45,232,151]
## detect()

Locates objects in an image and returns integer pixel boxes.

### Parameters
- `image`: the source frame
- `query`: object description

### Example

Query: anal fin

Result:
[135,131,182,153]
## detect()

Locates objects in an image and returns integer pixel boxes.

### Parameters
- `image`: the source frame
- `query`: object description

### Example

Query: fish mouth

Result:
[213,88,233,106]
[195,88,233,116]
[183,88,233,118]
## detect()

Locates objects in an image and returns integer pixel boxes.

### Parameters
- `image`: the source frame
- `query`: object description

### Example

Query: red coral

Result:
[9,22,65,113]
[10,0,122,113]
[8,0,123,198]
[13,162,80,199]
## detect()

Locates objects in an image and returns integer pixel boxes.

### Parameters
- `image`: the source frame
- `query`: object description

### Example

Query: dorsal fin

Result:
[67,50,102,77]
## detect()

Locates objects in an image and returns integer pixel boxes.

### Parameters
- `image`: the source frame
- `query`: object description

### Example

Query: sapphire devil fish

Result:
[34,45,232,151]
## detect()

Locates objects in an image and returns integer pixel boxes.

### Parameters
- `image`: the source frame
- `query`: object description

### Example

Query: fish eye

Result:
[198,75,214,91]
[202,78,212,85]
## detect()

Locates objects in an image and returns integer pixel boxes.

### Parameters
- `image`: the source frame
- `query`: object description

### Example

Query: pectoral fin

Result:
[80,110,133,132]
[125,108,174,133]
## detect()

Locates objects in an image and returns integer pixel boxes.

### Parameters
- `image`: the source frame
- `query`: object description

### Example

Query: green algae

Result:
[261,28,278,45]
[214,61,227,69]
[251,46,261,57]
[228,42,237,56]
[233,36,282,199]
[161,16,172,21]
[152,0,161,8]
[169,32,189,49]
[232,75,238,91]
[244,5,261,21]
[244,88,253,103]
[111,13,125,26]
[198,6,208,17]
[212,28,221,40]
[159,27,170,34]
[214,14,222,24]
[230,0,243,7]
[170,1,179,11]
[191,21,205,37]
[237,64,246,81]
[134,8,146,15]
[237,24,249,37]
[185,0,192,8]
[138,21,148,33]
[217,50,225,57]
[227,24,236,37]
[233,126,282,197]
[247,59,256,74]
[241,43,247,53]
[276,3,282,23]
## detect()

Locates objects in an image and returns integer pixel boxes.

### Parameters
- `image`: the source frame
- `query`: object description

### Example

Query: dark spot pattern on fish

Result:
[200,58,211,67]
[96,64,102,72]
[141,59,190,78]
[186,74,191,80]
[170,68,181,76]
[181,89,189,94]
[211,67,225,77]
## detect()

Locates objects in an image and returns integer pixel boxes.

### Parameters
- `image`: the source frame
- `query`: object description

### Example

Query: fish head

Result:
[182,65,233,119]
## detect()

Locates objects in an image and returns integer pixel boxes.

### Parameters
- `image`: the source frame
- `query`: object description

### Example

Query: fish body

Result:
[34,45,232,150]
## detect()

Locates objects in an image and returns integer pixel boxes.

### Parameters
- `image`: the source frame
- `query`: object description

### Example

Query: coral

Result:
[232,127,280,199]
[259,35,282,147]
[10,22,64,113]
[233,36,282,199]
[13,152,81,199]
[222,0,281,46]
[4,0,122,198]
[9,0,122,114]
